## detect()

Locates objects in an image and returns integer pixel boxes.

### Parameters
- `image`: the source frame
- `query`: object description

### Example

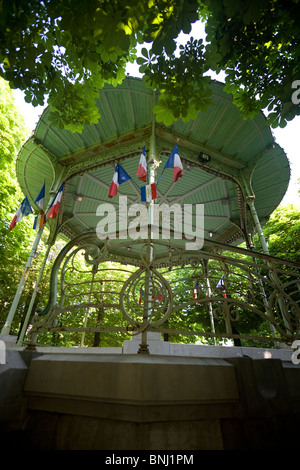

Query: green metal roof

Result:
[16,77,290,259]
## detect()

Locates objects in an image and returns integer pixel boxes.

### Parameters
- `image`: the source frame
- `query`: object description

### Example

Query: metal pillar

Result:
[247,196,270,255]
[16,241,53,346]
[203,260,216,344]
[240,171,280,341]
[81,264,97,347]
[1,226,44,336]
[138,90,158,354]
[240,171,270,255]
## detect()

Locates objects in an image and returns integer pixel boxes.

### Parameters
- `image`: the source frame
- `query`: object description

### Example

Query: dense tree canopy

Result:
[253,203,300,263]
[0,78,64,337]
[0,0,299,132]
[0,77,38,333]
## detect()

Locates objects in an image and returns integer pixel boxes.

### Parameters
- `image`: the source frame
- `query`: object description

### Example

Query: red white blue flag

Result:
[164,144,183,182]
[9,196,33,232]
[48,183,64,219]
[141,183,157,202]
[34,183,46,228]
[216,277,227,298]
[136,146,147,182]
[108,164,131,198]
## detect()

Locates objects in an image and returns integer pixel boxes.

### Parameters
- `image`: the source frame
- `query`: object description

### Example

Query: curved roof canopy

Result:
[16,77,290,262]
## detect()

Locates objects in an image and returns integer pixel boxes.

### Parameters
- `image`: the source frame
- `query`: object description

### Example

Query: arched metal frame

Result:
[27,231,300,351]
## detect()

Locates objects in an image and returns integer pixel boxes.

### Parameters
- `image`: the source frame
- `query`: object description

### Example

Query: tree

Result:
[0,0,299,133]
[0,77,50,335]
[0,76,29,238]
[198,0,300,128]
[253,203,300,263]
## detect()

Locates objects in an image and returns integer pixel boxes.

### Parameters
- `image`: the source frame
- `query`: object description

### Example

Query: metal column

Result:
[1,226,44,336]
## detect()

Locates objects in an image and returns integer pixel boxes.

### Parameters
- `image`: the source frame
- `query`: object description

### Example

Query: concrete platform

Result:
[2,333,295,362]
[0,336,299,450]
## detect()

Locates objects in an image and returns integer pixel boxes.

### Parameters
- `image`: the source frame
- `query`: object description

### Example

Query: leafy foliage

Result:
[0,0,140,132]
[138,38,213,125]
[199,0,300,128]
[0,77,43,333]
[1,0,299,131]
[253,203,300,263]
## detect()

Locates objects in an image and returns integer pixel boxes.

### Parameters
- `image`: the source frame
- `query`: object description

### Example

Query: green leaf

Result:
[136,56,147,65]
[153,100,175,126]
[141,47,149,58]
[138,64,148,73]
[164,37,176,56]
[24,92,32,104]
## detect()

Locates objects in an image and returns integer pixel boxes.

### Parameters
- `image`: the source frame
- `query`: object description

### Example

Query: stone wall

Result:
[0,341,299,450]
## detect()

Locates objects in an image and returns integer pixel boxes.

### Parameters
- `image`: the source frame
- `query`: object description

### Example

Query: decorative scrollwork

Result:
[212,303,240,322]
[230,308,240,322]
[84,243,108,265]
[120,267,173,332]
[25,231,300,348]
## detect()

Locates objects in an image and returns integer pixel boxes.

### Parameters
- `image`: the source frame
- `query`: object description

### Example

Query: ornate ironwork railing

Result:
[26,232,300,350]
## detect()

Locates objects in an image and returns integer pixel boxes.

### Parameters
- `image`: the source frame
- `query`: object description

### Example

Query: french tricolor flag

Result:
[141,183,157,202]
[194,282,198,300]
[194,282,199,305]
[48,183,64,219]
[164,144,183,182]
[108,164,131,198]
[34,183,46,228]
[9,196,33,232]
[216,276,227,298]
[136,146,147,182]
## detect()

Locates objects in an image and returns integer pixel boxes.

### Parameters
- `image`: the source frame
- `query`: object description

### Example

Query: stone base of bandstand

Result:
[0,334,299,450]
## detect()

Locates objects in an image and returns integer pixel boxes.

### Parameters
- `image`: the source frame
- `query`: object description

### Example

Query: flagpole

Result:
[1,177,65,338]
[139,90,159,353]
[16,241,53,346]
[0,226,44,337]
